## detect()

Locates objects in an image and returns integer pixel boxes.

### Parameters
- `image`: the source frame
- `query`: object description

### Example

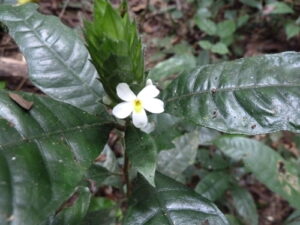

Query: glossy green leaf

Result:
[199,40,213,50]
[163,52,300,135]
[231,186,258,225]
[239,0,262,9]
[0,90,111,225]
[157,131,200,181]
[197,148,229,170]
[267,2,294,14]
[225,215,243,225]
[125,126,157,186]
[285,22,300,39]
[148,113,181,151]
[97,144,119,173]
[211,42,229,55]
[148,54,196,82]
[85,144,121,187]
[195,171,230,201]
[195,8,212,19]
[284,210,300,225]
[217,20,236,38]
[195,18,217,36]
[215,136,300,209]
[80,197,118,225]
[237,14,250,28]
[0,0,16,4]
[81,209,115,225]
[198,0,213,8]
[46,187,92,225]
[85,163,112,186]
[123,173,229,225]
[198,127,220,145]
[0,81,6,89]
[0,4,105,115]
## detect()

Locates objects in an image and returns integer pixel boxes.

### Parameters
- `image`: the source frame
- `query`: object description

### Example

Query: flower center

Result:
[133,99,143,113]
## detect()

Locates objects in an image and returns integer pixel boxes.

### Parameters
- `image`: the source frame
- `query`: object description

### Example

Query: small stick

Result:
[59,0,71,18]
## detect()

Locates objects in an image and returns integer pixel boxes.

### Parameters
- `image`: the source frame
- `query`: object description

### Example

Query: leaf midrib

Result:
[149,187,223,225]
[10,8,102,100]
[0,122,111,150]
[153,187,175,225]
[165,82,300,103]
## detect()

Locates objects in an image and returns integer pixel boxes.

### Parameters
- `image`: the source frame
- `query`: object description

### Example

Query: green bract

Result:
[84,0,145,101]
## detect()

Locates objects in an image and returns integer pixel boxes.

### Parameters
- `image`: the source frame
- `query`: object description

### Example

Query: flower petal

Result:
[132,109,148,128]
[143,98,164,113]
[112,102,133,119]
[146,79,153,86]
[137,85,160,100]
[116,83,136,101]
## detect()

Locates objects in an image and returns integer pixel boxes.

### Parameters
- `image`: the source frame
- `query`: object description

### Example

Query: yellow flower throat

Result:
[133,99,143,113]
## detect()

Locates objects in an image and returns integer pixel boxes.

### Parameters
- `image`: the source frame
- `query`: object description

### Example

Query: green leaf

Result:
[46,187,92,225]
[231,186,258,225]
[237,14,250,28]
[239,0,262,9]
[267,2,294,14]
[199,40,213,50]
[0,90,111,225]
[80,197,119,225]
[157,130,200,181]
[217,20,236,38]
[198,127,220,145]
[195,171,230,201]
[125,126,157,186]
[195,18,217,36]
[123,173,229,225]
[0,0,17,4]
[148,54,196,83]
[171,10,183,20]
[215,136,300,209]
[285,22,300,39]
[0,81,6,89]
[225,215,243,225]
[81,209,116,225]
[85,163,112,186]
[97,144,119,173]
[163,52,300,135]
[0,4,105,115]
[211,42,230,55]
[284,210,300,225]
[85,144,121,187]
[296,16,300,25]
[197,50,210,67]
[198,0,213,8]
[195,8,212,19]
[197,151,228,170]
[149,113,181,151]
[197,149,229,170]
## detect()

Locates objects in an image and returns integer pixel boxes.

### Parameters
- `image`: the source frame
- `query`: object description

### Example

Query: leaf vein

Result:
[166,83,300,102]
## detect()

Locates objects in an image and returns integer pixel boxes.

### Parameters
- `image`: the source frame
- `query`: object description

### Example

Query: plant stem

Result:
[123,152,132,198]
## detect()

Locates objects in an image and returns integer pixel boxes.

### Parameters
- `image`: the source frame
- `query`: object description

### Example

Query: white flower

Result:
[112,82,164,128]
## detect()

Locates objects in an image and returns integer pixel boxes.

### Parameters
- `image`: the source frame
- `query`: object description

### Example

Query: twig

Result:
[123,152,132,198]
[16,77,27,91]
[145,0,150,12]
[59,0,71,18]
[175,0,182,11]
